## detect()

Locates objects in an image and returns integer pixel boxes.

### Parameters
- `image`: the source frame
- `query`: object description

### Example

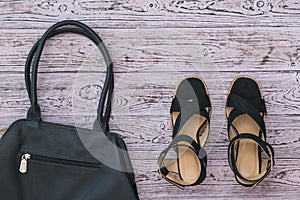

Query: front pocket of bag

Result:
[19,153,102,200]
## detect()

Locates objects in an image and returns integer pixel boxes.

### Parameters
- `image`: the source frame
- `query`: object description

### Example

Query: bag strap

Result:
[26,20,114,132]
[25,28,110,102]
[25,27,113,132]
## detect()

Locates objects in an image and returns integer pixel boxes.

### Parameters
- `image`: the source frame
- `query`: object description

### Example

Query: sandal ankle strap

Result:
[228,133,275,187]
[158,135,207,189]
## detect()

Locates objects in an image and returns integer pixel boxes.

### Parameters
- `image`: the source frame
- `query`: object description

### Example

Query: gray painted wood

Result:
[0,0,299,199]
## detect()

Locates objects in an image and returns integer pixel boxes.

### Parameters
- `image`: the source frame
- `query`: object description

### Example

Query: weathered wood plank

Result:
[0,72,300,117]
[0,0,300,29]
[135,184,299,200]
[0,27,300,73]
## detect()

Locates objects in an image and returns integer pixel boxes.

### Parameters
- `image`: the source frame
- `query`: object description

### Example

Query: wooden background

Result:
[0,0,300,199]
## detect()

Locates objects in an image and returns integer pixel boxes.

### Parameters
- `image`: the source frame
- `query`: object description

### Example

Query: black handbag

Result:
[0,20,139,200]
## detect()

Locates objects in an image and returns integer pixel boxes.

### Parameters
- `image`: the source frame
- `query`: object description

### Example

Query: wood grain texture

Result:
[0,0,300,199]
[0,0,300,29]
[0,28,300,72]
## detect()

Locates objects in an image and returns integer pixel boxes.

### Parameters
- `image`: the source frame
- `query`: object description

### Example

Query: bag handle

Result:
[26,20,114,132]
[25,27,113,131]
[25,27,109,101]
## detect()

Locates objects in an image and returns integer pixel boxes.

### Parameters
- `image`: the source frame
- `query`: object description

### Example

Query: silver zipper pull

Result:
[19,153,31,174]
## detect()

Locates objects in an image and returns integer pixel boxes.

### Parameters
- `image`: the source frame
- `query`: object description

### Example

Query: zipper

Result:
[19,153,100,174]
[21,120,136,185]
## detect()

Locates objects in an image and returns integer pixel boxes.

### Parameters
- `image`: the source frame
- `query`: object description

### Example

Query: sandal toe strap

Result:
[171,93,211,114]
[227,93,266,136]
[158,135,207,189]
[228,133,275,187]
[171,94,211,131]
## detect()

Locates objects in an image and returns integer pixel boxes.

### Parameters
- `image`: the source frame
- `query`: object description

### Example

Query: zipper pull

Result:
[19,153,31,174]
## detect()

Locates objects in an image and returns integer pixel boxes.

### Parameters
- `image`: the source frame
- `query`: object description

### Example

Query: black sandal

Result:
[226,76,275,187]
[158,77,211,189]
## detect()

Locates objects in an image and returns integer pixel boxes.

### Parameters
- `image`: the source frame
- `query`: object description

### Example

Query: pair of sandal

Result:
[158,76,275,189]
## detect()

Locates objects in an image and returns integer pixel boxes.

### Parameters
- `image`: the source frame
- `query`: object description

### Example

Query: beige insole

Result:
[0,128,8,136]
[231,114,260,184]
[170,114,208,184]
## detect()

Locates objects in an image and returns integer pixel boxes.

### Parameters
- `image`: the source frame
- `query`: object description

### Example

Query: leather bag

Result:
[0,20,139,200]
